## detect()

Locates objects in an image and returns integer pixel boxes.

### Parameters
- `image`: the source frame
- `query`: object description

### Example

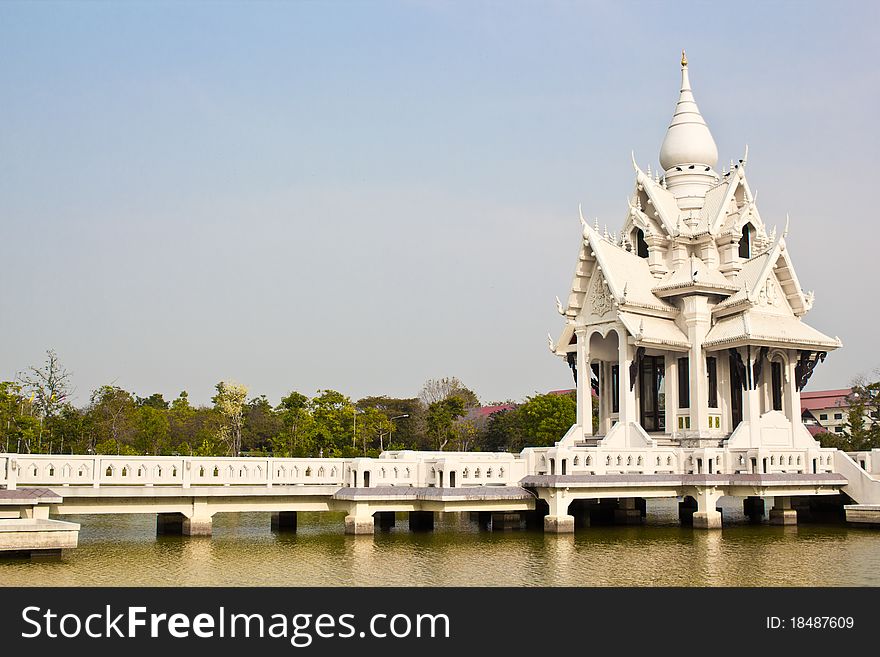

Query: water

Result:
[2,500,879,586]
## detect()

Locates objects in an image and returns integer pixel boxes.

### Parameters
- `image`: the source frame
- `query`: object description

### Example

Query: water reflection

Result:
[1,500,879,587]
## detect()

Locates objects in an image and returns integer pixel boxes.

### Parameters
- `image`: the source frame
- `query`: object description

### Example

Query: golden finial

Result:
[681,49,688,67]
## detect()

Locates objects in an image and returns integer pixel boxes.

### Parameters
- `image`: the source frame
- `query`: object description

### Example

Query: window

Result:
[771,361,783,412]
[706,356,717,408]
[678,357,690,408]
[834,413,843,420]
[739,223,753,259]
[835,426,845,433]
[634,228,649,258]
[819,413,828,421]
[611,365,620,413]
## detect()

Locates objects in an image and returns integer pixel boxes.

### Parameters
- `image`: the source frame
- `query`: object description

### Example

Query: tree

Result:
[18,349,73,451]
[419,377,479,410]
[19,349,72,422]
[425,396,465,451]
[836,379,880,452]
[212,380,249,456]
[517,391,577,447]
[137,393,169,410]
[88,386,136,454]
[241,395,282,454]
[311,389,353,456]
[134,405,170,455]
[274,391,316,456]
[0,382,40,453]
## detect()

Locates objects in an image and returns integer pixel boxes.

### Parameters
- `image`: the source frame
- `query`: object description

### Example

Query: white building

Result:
[551,52,841,453]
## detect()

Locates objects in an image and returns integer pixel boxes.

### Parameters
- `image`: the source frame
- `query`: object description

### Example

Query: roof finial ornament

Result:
[593,217,600,233]
[578,203,588,230]
[555,296,565,315]
[547,333,556,353]
[681,49,687,68]
[783,213,790,238]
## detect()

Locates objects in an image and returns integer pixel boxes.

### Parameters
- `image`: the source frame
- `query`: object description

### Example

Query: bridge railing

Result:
[520,445,840,477]
[2,454,354,489]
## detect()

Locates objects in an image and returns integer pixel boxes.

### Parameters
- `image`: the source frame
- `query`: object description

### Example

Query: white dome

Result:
[659,61,718,171]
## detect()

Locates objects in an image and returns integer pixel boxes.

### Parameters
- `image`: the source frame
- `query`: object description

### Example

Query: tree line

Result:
[815,378,880,452]
[0,350,576,457]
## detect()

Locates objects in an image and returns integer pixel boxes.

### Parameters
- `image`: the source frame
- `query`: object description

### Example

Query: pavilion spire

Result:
[659,51,719,173]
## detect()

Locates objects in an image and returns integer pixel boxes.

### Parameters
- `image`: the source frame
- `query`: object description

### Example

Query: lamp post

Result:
[352,406,364,449]
[382,414,409,452]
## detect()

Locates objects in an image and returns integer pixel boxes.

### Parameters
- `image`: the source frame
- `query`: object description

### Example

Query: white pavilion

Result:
[551,52,841,454]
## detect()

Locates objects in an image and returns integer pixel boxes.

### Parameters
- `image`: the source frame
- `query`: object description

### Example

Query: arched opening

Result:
[634,228,649,258]
[363,471,371,488]
[739,223,755,259]
[449,471,456,488]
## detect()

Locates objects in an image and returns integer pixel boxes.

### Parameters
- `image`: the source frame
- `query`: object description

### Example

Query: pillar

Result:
[490,512,523,530]
[20,505,49,520]
[542,489,574,534]
[783,350,800,437]
[614,498,643,525]
[476,511,492,529]
[665,357,677,435]
[344,515,374,535]
[769,496,797,525]
[345,503,375,535]
[409,511,434,532]
[271,511,298,533]
[683,296,711,435]
[183,499,213,536]
[618,332,637,425]
[692,488,722,529]
[575,327,591,436]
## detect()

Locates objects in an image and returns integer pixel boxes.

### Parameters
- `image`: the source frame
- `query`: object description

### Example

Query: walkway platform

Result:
[521,473,848,498]
[0,488,79,556]
[844,504,880,526]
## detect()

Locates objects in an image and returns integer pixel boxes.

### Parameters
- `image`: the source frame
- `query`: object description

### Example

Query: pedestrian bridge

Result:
[1,445,879,554]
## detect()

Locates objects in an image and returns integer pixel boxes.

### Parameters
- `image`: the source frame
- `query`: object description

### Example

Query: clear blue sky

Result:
[1,1,877,406]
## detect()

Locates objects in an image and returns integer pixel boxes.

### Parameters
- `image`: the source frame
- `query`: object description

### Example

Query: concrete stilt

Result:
[769,497,797,525]
[543,515,575,533]
[490,512,523,530]
[542,490,574,533]
[344,515,374,535]
[614,498,643,525]
[692,489,723,530]
[376,511,396,530]
[409,511,434,532]
[182,517,213,536]
[271,511,298,533]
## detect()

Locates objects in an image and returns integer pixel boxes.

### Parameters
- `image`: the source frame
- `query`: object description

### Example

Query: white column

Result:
[665,356,677,435]
[575,327,591,435]
[618,331,637,425]
[683,296,711,434]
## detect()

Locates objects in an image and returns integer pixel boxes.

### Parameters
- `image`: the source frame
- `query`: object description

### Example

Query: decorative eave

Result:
[712,229,811,317]
[630,157,680,238]
[618,311,690,352]
[653,280,739,298]
[703,311,841,352]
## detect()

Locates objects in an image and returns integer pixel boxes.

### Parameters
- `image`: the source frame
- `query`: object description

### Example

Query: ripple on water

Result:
[1,500,879,586]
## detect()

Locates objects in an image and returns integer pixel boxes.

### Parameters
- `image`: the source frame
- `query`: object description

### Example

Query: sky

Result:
[1,1,878,407]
